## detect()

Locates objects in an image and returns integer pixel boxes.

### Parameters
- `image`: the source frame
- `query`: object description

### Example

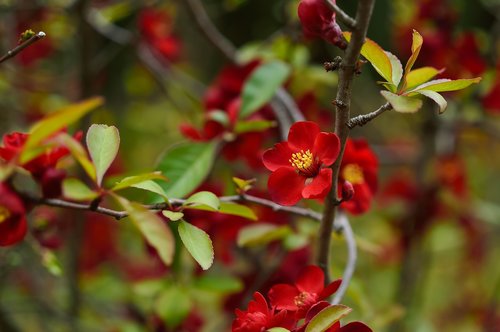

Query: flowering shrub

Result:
[0,0,496,331]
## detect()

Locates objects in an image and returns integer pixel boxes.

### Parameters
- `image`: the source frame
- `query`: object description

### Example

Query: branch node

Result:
[324,56,343,72]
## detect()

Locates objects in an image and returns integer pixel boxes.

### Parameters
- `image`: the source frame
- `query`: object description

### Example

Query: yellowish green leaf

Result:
[305,305,352,332]
[237,224,291,247]
[86,124,120,186]
[62,178,99,201]
[416,90,448,113]
[178,220,214,270]
[408,77,482,93]
[184,191,220,211]
[162,210,184,221]
[381,90,423,113]
[52,132,96,180]
[403,67,443,91]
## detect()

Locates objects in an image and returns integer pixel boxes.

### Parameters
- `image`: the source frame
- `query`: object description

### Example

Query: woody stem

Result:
[317,0,375,283]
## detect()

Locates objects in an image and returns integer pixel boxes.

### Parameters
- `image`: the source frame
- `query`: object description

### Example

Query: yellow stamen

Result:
[0,205,11,224]
[342,164,364,184]
[289,149,315,174]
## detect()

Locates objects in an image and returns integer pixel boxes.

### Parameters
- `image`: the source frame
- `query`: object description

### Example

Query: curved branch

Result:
[26,194,322,222]
[331,211,357,304]
[324,0,357,30]
[0,31,46,64]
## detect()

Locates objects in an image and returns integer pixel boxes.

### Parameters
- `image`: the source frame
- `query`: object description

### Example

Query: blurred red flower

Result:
[263,121,340,206]
[268,265,341,319]
[0,183,28,247]
[232,292,295,332]
[298,0,346,49]
[139,8,181,61]
[339,139,378,215]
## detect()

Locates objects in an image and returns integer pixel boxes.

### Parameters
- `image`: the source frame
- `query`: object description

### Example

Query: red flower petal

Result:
[296,265,325,294]
[268,284,300,310]
[262,142,294,171]
[340,322,373,332]
[287,121,320,151]
[341,183,373,215]
[268,167,305,206]
[248,292,269,314]
[302,168,332,200]
[319,279,342,300]
[313,132,340,166]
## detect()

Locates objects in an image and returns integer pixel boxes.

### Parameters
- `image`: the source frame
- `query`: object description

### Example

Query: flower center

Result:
[289,149,318,177]
[0,205,11,224]
[294,291,317,309]
[342,164,364,184]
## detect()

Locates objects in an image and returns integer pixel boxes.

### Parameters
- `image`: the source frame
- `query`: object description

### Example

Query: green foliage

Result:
[155,286,192,329]
[305,305,352,332]
[237,223,292,247]
[116,196,174,266]
[184,191,220,211]
[177,220,214,270]
[62,178,99,201]
[156,142,216,199]
[239,61,291,118]
[86,124,120,186]
[194,275,244,293]
[345,30,481,113]
[186,201,258,220]
[20,97,104,163]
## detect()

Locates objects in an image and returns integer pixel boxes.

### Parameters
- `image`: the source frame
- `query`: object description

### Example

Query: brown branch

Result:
[347,102,392,128]
[317,0,375,281]
[323,0,357,30]
[26,194,322,222]
[0,31,46,64]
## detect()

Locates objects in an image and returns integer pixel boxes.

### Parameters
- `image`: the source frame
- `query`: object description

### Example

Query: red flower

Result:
[268,265,342,319]
[263,121,340,206]
[0,183,28,247]
[232,292,295,332]
[139,8,181,61]
[297,0,346,49]
[339,139,378,215]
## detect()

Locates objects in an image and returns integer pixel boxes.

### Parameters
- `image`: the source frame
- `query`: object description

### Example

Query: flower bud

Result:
[341,180,355,202]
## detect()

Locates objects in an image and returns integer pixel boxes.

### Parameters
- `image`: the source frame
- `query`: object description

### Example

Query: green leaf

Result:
[386,51,403,89]
[380,90,423,113]
[131,180,170,201]
[41,250,63,276]
[194,275,244,293]
[416,90,448,113]
[111,172,167,191]
[404,30,423,75]
[162,210,184,221]
[20,97,104,163]
[408,77,482,93]
[234,120,277,134]
[184,191,220,211]
[86,124,120,186]
[155,286,192,329]
[237,224,291,247]
[156,142,216,199]
[0,162,15,182]
[178,220,214,270]
[207,110,230,127]
[240,61,291,118]
[186,201,257,220]
[116,196,174,266]
[267,328,291,332]
[305,305,352,332]
[403,67,443,91]
[344,32,392,84]
[53,133,96,180]
[62,178,99,201]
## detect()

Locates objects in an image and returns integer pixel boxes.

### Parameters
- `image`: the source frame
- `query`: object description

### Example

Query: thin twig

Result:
[182,0,304,135]
[323,0,357,30]
[0,31,46,64]
[331,212,357,304]
[26,194,322,222]
[347,102,392,128]
[184,0,237,62]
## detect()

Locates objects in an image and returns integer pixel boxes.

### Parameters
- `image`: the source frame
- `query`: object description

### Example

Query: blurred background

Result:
[0,0,499,331]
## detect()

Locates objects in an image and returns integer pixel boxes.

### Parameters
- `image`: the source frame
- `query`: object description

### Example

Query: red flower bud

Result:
[341,180,355,202]
[298,0,346,49]
[40,168,66,198]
